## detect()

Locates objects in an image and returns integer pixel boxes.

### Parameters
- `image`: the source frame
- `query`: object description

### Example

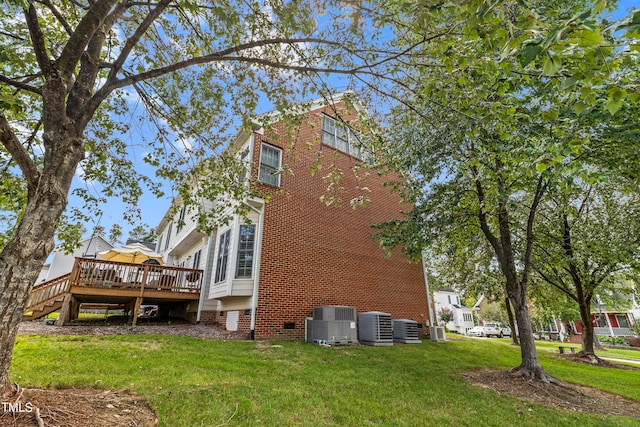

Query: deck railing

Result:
[25,273,71,313]
[70,257,203,293]
[594,327,635,337]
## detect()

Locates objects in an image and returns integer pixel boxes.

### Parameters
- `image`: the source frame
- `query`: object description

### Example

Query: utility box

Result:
[306,306,358,345]
[431,326,446,342]
[393,319,422,344]
[359,311,393,346]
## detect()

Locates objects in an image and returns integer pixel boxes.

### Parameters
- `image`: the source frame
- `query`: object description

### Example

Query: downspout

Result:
[245,200,265,340]
[196,235,215,323]
[421,253,436,330]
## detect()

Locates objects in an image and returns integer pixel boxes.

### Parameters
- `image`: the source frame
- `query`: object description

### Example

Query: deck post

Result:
[70,298,80,321]
[131,297,143,326]
[56,293,73,326]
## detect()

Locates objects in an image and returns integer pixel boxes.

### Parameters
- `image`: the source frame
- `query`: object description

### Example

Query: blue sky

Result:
[65,1,638,246]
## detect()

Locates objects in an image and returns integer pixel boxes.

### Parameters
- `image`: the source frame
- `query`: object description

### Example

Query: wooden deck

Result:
[25,257,203,326]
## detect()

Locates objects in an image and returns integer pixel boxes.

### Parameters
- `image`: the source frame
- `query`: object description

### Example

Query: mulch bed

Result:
[464,368,640,418]
[1,388,157,427]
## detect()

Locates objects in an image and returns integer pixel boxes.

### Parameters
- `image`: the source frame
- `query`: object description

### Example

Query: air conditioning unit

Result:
[306,319,358,345]
[358,312,393,346]
[306,306,358,345]
[313,306,356,322]
[392,319,422,344]
[431,326,446,342]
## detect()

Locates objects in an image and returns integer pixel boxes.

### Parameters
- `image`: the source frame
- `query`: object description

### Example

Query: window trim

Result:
[321,114,363,159]
[164,223,172,251]
[193,250,201,269]
[258,142,282,187]
[214,230,231,283]
[235,224,256,279]
[176,206,186,233]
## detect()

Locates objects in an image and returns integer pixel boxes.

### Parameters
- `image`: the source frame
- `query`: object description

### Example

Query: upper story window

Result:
[193,250,201,269]
[164,222,172,251]
[322,115,362,159]
[176,206,186,233]
[239,148,250,183]
[259,143,282,187]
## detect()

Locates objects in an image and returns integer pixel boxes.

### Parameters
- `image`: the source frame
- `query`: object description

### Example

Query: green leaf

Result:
[571,101,587,115]
[542,55,561,75]
[560,76,579,91]
[536,163,547,173]
[542,110,558,121]
[605,98,623,115]
[519,44,543,67]
[593,0,607,14]
[579,29,605,47]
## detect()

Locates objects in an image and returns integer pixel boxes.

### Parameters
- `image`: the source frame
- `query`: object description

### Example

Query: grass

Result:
[532,339,640,360]
[10,334,640,427]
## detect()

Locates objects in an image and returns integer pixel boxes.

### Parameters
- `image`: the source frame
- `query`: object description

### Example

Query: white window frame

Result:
[164,223,172,251]
[176,206,186,232]
[258,143,282,187]
[193,250,201,269]
[235,224,256,279]
[321,115,363,159]
[214,230,231,283]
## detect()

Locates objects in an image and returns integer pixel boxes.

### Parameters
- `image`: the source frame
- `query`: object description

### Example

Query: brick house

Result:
[155,92,428,339]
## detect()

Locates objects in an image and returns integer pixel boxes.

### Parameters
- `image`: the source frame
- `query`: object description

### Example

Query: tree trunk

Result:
[506,282,561,384]
[505,295,519,345]
[576,301,604,363]
[0,179,72,391]
[0,126,82,391]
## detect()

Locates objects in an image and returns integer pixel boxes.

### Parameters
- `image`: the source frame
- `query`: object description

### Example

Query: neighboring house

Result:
[155,91,428,339]
[433,288,475,335]
[35,235,114,284]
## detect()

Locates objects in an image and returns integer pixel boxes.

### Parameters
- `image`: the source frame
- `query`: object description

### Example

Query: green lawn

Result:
[10,334,640,426]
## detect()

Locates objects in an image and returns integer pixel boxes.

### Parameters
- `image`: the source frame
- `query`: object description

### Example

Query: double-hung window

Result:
[235,225,256,279]
[321,115,363,159]
[176,206,186,232]
[192,250,201,269]
[164,223,172,251]
[259,143,282,186]
[214,230,231,283]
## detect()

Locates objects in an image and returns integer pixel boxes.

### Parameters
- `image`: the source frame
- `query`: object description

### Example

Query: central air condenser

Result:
[392,319,422,344]
[358,311,393,346]
[306,306,358,345]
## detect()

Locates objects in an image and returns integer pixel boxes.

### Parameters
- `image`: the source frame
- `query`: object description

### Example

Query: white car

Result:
[468,323,504,338]
[467,326,485,337]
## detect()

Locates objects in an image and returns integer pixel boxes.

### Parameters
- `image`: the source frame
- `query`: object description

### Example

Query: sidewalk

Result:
[600,356,640,366]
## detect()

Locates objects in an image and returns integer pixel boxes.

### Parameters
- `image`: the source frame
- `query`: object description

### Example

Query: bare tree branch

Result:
[0,112,40,195]
[23,4,52,77]
[36,0,74,36]
[57,0,119,79]
[106,0,173,85]
[522,174,547,286]
[0,74,42,95]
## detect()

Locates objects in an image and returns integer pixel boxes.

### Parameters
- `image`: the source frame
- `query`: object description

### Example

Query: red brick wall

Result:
[250,101,428,340]
[200,309,253,333]
[199,310,219,326]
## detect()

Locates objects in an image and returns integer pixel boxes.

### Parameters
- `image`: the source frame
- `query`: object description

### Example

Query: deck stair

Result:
[23,273,71,320]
